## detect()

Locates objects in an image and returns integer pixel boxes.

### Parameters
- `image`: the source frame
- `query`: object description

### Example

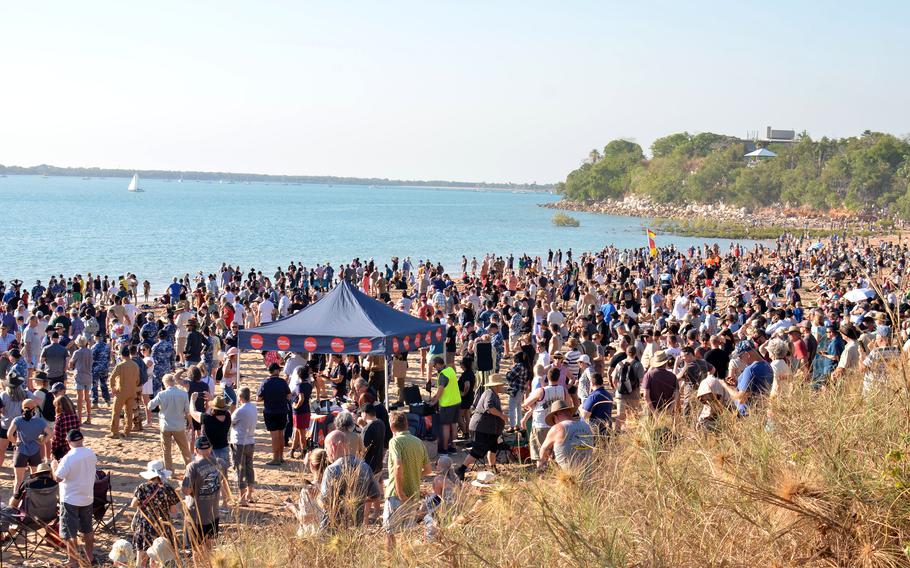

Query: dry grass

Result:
[204,372,910,568]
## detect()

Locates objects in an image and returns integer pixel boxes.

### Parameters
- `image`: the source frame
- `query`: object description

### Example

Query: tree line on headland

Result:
[557,131,910,218]
[0,163,552,192]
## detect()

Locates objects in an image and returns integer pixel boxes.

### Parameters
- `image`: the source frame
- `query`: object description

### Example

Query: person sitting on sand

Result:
[537,399,594,475]
[288,448,328,536]
[422,454,461,539]
[319,430,381,530]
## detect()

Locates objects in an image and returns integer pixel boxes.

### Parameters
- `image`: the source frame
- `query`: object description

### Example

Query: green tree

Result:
[650,132,690,158]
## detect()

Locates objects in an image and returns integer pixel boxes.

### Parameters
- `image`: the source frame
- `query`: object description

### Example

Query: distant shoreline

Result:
[0,164,554,192]
[541,196,902,239]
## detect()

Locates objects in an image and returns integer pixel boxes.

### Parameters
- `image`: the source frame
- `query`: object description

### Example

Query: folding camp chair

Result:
[93,470,116,533]
[7,484,64,559]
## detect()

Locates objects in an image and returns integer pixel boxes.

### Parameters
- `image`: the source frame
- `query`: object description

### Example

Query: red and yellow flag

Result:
[647,229,657,257]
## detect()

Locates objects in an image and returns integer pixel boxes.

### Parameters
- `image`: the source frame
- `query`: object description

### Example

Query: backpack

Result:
[617,361,639,396]
[39,389,56,422]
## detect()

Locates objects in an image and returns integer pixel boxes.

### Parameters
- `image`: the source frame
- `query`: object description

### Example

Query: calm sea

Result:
[1,175,751,290]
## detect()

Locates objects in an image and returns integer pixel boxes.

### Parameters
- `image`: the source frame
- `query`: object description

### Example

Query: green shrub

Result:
[552,213,580,227]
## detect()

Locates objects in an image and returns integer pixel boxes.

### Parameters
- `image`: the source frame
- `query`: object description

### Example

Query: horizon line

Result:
[0,162,557,189]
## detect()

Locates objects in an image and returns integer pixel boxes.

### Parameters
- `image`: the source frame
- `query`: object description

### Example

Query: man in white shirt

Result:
[230,387,257,505]
[147,373,192,471]
[259,297,275,324]
[233,299,246,329]
[54,430,97,567]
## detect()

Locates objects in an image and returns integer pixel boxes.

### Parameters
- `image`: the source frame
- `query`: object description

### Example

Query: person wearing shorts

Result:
[257,363,291,465]
[9,399,51,489]
[55,430,97,566]
[455,375,507,478]
[428,357,461,455]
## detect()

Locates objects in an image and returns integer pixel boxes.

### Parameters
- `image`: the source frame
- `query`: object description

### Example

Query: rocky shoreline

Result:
[541,195,894,232]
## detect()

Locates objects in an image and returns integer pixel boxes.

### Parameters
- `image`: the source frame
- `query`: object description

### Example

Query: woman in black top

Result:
[457,355,476,439]
[188,393,232,508]
[290,366,313,459]
[185,366,210,448]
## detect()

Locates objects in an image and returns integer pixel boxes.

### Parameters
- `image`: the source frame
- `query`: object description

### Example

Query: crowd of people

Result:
[0,232,908,565]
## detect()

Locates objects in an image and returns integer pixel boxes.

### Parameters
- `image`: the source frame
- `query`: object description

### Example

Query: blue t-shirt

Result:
[581,387,613,431]
[11,415,48,456]
[168,282,182,298]
[258,376,291,415]
[736,360,773,415]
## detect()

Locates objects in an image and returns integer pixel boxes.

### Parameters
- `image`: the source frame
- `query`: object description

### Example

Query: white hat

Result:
[147,536,177,565]
[578,355,591,365]
[471,470,496,488]
[139,459,172,480]
[108,539,135,564]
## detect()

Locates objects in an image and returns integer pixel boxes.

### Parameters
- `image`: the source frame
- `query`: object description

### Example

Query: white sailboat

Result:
[127,174,145,192]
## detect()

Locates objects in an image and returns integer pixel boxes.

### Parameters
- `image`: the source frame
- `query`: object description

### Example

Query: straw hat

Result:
[650,350,671,369]
[32,462,53,477]
[486,374,507,388]
[139,460,172,481]
[544,399,576,427]
[208,396,228,411]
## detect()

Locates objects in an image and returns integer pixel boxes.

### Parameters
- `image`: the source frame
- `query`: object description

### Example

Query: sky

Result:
[1,1,908,184]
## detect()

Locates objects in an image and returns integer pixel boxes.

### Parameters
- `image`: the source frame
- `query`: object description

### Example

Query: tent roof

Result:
[745,148,777,158]
[237,281,444,355]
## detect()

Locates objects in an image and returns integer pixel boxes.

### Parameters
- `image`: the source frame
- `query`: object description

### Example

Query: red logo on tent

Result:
[331,338,345,353]
[249,334,264,349]
[435,328,443,341]
[304,337,317,352]
[425,332,431,344]
[358,338,372,353]
[414,333,421,347]
[276,336,291,350]
[403,336,410,350]
[392,337,400,353]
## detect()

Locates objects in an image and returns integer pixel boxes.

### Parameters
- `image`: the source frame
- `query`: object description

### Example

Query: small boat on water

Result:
[128,174,145,192]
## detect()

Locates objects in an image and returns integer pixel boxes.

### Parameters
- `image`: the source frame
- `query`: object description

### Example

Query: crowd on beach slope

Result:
[0,232,909,566]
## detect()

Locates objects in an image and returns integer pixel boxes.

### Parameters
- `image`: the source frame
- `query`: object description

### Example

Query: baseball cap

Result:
[51,382,66,393]
[195,436,212,450]
[67,429,84,442]
[578,355,591,365]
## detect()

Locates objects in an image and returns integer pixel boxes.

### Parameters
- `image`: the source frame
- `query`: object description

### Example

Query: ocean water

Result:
[1,175,751,290]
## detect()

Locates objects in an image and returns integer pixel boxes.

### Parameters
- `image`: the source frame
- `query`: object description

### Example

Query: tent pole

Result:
[384,354,391,411]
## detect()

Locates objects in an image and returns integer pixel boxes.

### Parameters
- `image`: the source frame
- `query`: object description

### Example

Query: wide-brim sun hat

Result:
[147,537,177,564]
[486,374,507,388]
[139,460,172,480]
[650,350,671,369]
[544,399,576,427]
[208,395,228,410]
[108,539,135,565]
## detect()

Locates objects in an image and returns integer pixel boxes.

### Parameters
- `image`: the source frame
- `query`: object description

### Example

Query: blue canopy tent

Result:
[237,281,445,405]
